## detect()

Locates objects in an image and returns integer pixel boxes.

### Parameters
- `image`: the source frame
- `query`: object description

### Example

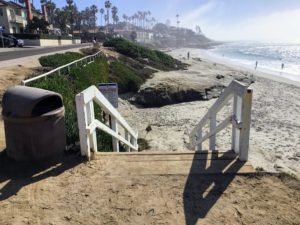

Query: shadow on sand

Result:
[183,151,245,225]
[0,150,84,201]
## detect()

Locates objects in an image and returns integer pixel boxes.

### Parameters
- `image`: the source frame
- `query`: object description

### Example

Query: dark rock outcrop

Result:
[133,83,225,107]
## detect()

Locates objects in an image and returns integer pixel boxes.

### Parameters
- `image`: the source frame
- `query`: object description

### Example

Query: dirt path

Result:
[0,154,299,225]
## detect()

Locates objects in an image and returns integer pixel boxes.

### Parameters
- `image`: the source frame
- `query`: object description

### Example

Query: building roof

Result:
[8,1,26,9]
[0,1,41,14]
[0,0,9,6]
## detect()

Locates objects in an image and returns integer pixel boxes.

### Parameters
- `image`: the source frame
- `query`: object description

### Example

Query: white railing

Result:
[189,80,253,161]
[76,85,138,159]
[21,51,102,86]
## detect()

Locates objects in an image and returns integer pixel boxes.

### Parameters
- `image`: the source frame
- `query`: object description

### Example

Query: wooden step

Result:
[93,151,255,175]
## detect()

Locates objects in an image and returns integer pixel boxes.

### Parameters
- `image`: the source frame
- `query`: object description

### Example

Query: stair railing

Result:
[76,85,138,159]
[22,51,101,86]
[189,80,253,161]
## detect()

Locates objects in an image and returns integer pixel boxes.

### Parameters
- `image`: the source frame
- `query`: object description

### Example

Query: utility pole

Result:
[176,14,180,48]
[176,14,180,29]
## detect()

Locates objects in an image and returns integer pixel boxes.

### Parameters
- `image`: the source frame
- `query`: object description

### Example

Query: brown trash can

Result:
[2,85,66,161]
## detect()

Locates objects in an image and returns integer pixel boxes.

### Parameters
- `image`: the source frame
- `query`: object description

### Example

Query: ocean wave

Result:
[208,42,300,82]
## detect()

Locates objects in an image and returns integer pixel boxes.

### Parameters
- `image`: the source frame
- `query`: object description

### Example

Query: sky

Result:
[41,0,300,42]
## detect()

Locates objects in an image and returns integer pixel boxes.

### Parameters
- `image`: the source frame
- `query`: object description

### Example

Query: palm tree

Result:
[137,11,142,28]
[104,0,111,26]
[111,6,118,24]
[90,5,98,37]
[66,0,74,35]
[100,8,104,26]
[122,14,128,23]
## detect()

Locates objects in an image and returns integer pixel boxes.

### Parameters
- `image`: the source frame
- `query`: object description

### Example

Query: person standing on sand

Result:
[187,52,190,60]
[281,63,284,70]
[255,61,258,69]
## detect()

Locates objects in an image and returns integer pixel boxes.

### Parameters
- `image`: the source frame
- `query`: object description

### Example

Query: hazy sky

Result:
[47,0,300,42]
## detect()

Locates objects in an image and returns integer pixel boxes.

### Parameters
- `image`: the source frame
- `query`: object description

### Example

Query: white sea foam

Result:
[207,42,300,82]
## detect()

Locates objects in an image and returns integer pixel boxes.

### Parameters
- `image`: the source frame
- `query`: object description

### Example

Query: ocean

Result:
[208,42,300,82]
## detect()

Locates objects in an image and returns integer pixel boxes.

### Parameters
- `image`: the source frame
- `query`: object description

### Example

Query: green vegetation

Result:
[30,39,180,151]
[103,38,186,71]
[39,52,83,68]
[110,61,143,93]
[137,138,150,151]
[30,57,111,150]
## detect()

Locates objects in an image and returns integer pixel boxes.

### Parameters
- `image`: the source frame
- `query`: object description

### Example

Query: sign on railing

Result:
[189,80,253,161]
[76,85,138,159]
[97,83,118,108]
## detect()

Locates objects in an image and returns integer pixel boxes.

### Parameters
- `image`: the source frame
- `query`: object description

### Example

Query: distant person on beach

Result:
[187,52,190,60]
[255,61,258,69]
[281,63,284,70]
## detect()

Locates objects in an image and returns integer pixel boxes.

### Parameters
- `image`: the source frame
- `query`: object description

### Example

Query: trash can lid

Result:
[2,85,63,118]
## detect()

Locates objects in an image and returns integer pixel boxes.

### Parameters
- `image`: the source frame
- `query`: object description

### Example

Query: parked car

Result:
[3,34,24,47]
[0,36,15,47]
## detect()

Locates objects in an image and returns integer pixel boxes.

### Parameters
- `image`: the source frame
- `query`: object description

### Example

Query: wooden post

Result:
[125,131,130,152]
[239,89,253,161]
[75,94,91,159]
[209,114,216,151]
[86,100,97,154]
[196,128,202,151]
[132,133,138,152]
[233,95,242,154]
[231,94,238,152]
[111,116,119,152]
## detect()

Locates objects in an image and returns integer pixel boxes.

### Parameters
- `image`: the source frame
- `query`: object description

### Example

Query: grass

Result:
[103,38,187,71]
[39,52,83,68]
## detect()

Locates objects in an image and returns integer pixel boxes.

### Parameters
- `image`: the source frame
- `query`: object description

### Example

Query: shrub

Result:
[30,58,110,149]
[80,47,100,55]
[39,52,83,68]
[109,61,143,93]
[103,37,186,71]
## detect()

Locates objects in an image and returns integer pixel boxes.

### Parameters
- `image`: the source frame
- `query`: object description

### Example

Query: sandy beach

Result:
[0,47,299,225]
[119,48,300,177]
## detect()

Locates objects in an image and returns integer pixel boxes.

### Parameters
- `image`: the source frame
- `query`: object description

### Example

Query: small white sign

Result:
[97,83,118,108]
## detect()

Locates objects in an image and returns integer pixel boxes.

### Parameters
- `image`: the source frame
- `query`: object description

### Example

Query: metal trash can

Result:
[2,85,66,161]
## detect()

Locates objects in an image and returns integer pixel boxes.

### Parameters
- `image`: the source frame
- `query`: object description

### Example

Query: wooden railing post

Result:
[86,100,97,153]
[209,114,216,151]
[233,95,242,154]
[231,93,238,152]
[132,133,138,151]
[196,128,202,151]
[111,116,119,152]
[238,89,253,161]
[75,93,91,159]
[125,131,130,152]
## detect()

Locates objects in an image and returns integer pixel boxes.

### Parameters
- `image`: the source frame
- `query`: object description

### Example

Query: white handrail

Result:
[76,85,138,159]
[189,79,253,161]
[21,51,101,86]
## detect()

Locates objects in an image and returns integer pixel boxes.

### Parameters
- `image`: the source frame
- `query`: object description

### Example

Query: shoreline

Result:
[120,47,300,177]
[169,47,300,88]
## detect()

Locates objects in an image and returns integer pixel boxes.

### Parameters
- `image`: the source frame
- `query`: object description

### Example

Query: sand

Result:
[0,154,299,225]
[0,47,299,224]
[119,48,300,178]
